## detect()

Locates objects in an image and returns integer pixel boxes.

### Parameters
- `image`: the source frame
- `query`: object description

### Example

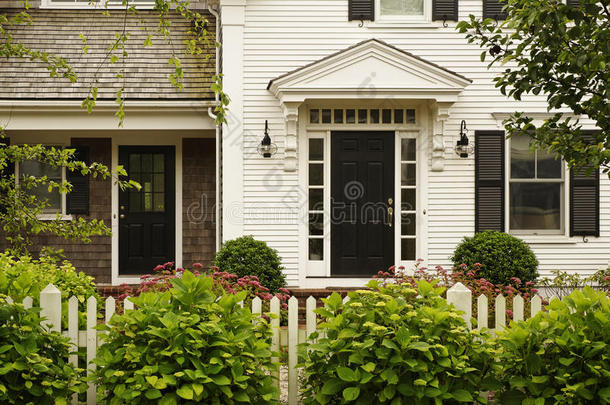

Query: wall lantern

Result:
[257,120,277,158]
[455,120,474,158]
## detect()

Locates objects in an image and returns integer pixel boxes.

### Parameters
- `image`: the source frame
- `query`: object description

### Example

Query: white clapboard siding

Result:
[5,283,551,404]
[234,0,610,287]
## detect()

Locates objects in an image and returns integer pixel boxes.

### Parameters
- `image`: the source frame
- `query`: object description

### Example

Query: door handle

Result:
[388,207,393,227]
[120,214,125,219]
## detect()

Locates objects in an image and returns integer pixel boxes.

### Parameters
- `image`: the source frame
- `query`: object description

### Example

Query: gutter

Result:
[207,3,222,251]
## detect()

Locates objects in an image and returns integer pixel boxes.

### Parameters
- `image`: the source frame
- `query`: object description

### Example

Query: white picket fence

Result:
[5,282,544,405]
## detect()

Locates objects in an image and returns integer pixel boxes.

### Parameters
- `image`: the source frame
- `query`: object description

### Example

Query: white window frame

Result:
[40,0,155,10]
[375,0,431,23]
[505,137,569,236]
[15,147,72,221]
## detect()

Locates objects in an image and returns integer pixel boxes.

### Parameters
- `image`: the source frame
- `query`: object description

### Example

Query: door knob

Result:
[120,214,125,219]
[120,205,125,211]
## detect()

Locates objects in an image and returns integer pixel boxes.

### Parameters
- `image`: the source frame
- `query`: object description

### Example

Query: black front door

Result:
[119,146,175,275]
[331,131,395,276]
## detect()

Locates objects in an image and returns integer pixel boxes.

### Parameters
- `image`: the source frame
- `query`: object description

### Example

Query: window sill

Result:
[511,234,579,244]
[37,214,73,221]
[365,21,444,29]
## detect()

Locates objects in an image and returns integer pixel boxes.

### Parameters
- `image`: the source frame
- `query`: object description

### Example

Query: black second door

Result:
[119,146,175,275]
[331,131,395,276]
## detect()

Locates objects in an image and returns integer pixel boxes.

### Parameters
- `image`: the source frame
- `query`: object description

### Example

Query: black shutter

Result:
[349,0,374,21]
[475,131,505,232]
[483,0,507,20]
[570,131,600,237]
[433,0,458,21]
[1,137,13,215]
[566,0,579,6]
[66,145,90,215]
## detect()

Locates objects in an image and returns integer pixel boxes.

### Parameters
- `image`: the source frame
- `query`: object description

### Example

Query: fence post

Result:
[447,283,472,328]
[477,294,488,330]
[531,295,542,317]
[87,296,97,405]
[288,296,298,405]
[269,296,280,396]
[513,295,524,322]
[67,296,78,405]
[495,295,506,331]
[40,284,62,332]
[306,296,317,340]
[22,296,33,309]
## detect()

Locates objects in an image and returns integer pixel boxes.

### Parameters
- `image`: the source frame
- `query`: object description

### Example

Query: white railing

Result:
[5,282,544,405]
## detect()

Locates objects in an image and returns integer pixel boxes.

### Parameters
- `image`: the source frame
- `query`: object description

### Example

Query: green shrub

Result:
[299,280,495,404]
[94,270,279,404]
[0,252,99,328]
[451,231,539,285]
[212,235,286,293]
[493,287,610,404]
[0,299,86,404]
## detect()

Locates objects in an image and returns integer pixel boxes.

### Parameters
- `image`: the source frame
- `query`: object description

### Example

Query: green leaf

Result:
[145,389,162,399]
[176,385,194,400]
[343,386,360,401]
[211,374,231,386]
[452,389,473,402]
[361,362,376,373]
[321,378,343,395]
[337,367,357,382]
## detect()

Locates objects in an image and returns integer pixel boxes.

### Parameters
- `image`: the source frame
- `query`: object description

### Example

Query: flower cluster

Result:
[374,259,548,321]
[118,262,292,311]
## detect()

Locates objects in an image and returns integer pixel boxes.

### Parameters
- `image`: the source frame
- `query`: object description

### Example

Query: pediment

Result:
[268,39,471,103]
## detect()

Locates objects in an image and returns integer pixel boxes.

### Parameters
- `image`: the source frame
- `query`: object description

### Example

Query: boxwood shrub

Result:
[451,231,539,285]
[213,235,286,293]
[0,299,86,404]
[94,271,279,404]
[494,287,610,404]
[299,280,495,404]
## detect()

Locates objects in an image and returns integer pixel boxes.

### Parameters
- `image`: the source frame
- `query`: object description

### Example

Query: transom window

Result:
[309,108,416,125]
[509,136,565,234]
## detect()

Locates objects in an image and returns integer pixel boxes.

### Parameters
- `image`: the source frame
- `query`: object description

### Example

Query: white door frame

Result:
[298,103,429,288]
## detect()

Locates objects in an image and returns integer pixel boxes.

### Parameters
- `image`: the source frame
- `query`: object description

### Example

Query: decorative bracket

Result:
[282,102,300,172]
[431,102,451,172]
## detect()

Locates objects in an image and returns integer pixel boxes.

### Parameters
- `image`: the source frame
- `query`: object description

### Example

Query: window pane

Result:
[401,164,416,186]
[510,183,561,230]
[310,109,319,124]
[537,148,562,179]
[406,109,416,124]
[144,193,153,212]
[153,154,164,173]
[381,0,424,15]
[309,238,324,260]
[129,154,141,173]
[401,138,416,161]
[309,213,324,235]
[153,193,165,212]
[322,109,332,124]
[370,109,380,124]
[334,109,344,124]
[309,139,324,161]
[401,213,416,235]
[30,184,61,211]
[511,136,535,178]
[394,109,404,123]
[401,188,416,211]
[309,164,323,186]
[382,109,392,124]
[21,160,61,179]
[401,238,416,261]
[309,188,323,211]
[346,109,356,124]
[358,109,367,124]
[129,191,141,213]
[141,154,153,172]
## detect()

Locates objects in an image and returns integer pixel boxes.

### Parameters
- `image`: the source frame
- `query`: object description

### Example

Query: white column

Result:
[220,0,246,241]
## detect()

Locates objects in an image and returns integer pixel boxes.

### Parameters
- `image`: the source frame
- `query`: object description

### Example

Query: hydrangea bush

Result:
[299,280,495,404]
[95,271,279,404]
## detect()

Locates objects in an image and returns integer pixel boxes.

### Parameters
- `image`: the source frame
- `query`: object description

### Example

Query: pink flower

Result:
[279,288,290,294]
[154,265,164,272]
[193,263,203,269]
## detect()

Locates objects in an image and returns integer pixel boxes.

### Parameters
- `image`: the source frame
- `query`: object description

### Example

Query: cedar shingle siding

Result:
[182,138,216,269]
[0,9,216,100]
